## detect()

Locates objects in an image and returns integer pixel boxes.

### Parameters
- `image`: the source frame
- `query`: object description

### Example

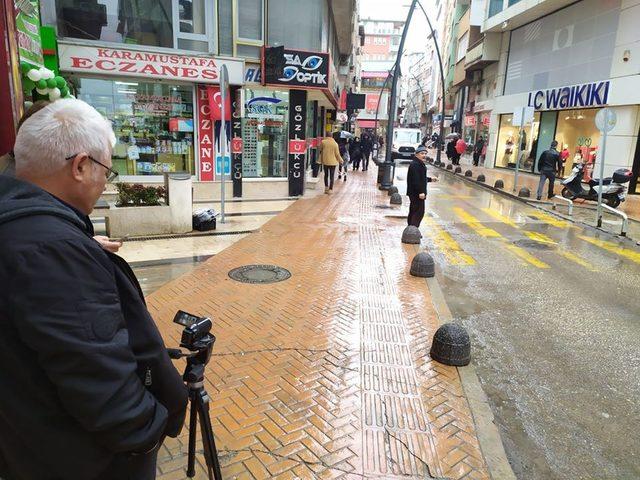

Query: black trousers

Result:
[537,170,556,199]
[407,195,425,228]
[324,165,336,189]
[473,152,480,166]
[362,152,370,171]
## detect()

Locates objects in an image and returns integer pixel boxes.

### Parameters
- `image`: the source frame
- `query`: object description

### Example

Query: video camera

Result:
[173,310,215,352]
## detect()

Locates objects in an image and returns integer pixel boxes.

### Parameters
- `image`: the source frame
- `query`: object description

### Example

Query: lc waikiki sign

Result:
[59,43,244,84]
[527,81,610,111]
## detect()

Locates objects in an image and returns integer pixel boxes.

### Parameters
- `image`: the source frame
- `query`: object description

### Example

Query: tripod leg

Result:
[187,392,198,478]
[195,390,223,480]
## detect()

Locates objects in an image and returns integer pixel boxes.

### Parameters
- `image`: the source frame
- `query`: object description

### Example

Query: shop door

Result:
[630,127,640,194]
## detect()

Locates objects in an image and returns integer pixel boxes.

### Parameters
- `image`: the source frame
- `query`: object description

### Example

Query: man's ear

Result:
[70,153,90,181]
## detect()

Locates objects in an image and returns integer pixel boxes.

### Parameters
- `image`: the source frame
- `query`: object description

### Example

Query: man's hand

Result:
[93,235,123,253]
[419,193,426,200]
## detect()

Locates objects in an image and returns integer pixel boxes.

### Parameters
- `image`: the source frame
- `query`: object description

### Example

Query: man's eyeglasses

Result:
[65,154,119,182]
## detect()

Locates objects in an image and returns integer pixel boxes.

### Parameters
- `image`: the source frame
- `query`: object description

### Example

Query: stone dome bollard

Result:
[410,252,435,278]
[390,192,403,205]
[446,164,453,170]
[434,160,441,167]
[430,323,471,366]
[464,170,473,177]
[476,174,486,183]
[401,225,422,244]
[494,179,504,189]
[518,187,531,198]
[454,166,462,174]
[388,186,399,196]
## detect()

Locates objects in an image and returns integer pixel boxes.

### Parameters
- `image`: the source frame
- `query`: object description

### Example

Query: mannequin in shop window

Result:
[517,130,527,169]
[504,136,514,166]
[559,144,570,177]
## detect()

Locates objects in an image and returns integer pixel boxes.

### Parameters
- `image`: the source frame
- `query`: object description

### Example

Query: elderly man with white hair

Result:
[0,99,187,480]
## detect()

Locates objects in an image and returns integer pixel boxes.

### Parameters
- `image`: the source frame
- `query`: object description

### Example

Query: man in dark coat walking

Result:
[536,140,562,200]
[360,133,373,171]
[406,145,437,228]
[0,99,187,480]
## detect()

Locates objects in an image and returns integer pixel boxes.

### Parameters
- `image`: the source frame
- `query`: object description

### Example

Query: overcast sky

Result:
[359,0,436,54]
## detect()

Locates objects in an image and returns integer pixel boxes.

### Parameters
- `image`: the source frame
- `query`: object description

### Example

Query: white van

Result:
[392,128,422,163]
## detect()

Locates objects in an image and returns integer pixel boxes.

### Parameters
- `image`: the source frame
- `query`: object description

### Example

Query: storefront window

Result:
[555,109,601,177]
[241,88,289,178]
[495,112,540,170]
[74,77,195,176]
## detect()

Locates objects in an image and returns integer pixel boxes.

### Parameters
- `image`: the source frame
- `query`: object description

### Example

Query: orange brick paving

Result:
[148,170,490,479]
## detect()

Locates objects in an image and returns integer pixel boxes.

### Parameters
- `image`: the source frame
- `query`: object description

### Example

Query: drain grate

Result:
[228,264,291,284]
[375,205,395,209]
[513,239,555,251]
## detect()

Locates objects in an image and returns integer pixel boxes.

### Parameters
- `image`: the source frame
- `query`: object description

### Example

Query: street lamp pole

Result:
[380,0,418,190]
[417,1,446,165]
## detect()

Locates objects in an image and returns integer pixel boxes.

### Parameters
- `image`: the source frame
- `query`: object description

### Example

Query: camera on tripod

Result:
[168,310,222,480]
[173,310,215,352]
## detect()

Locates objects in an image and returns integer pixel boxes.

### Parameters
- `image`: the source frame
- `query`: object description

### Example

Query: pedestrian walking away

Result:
[0,99,188,480]
[361,133,373,171]
[406,145,437,228]
[473,136,485,166]
[338,137,350,182]
[536,140,562,200]
[320,134,343,194]
[350,137,363,171]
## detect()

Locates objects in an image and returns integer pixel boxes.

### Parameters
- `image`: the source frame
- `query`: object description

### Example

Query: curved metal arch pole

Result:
[417,0,447,164]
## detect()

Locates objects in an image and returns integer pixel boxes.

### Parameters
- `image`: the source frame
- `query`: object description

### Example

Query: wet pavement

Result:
[395,165,640,479]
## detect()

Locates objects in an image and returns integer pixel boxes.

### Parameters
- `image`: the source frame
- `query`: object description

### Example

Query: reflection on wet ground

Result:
[395,165,640,480]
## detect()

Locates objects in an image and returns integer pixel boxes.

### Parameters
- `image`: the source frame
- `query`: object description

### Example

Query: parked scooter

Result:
[561,163,632,208]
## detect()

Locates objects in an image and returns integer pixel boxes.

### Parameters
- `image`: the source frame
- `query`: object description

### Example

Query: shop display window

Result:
[555,109,600,179]
[74,77,195,176]
[241,88,289,178]
[495,112,540,170]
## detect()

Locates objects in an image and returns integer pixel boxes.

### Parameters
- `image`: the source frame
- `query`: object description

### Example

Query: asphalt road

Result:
[395,164,640,479]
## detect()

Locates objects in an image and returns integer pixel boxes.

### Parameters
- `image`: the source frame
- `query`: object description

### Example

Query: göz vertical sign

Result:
[288,89,307,196]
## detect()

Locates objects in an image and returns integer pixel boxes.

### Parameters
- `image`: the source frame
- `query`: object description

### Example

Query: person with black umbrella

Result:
[406,145,437,228]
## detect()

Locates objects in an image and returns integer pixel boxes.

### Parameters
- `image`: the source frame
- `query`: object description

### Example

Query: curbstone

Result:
[410,251,435,278]
[401,225,422,244]
[465,170,473,177]
[476,174,486,183]
[494,179,504,189]
[430,323,471,366]
[390,192,403,205]
[518,187,531,198]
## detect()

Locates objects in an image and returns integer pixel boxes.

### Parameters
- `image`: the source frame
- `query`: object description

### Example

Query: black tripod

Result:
[169,340,223,480]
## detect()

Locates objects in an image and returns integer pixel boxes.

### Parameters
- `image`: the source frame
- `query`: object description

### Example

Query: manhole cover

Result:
[228,264,291,284]
[513,239,555,251]
[375,205,394,209]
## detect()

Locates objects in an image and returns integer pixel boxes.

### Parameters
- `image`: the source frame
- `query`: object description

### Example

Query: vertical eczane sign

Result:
[197,85,214,181]
[231,86,243,197]
[288,89,307,196]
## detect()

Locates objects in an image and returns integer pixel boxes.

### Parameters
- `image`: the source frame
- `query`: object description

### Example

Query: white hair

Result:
[14,98,116,177]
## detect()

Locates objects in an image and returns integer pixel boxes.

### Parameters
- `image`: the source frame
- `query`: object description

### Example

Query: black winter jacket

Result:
[537,148,561,172]
[0,176,188,480]
[406,158,433,197]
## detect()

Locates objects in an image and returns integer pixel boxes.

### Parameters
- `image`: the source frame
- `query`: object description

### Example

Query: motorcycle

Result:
[561,163,632,208]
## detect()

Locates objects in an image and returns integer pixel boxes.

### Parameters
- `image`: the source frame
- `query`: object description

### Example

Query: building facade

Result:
[356,18,404,136]
[479,0,640,193]
[2,0,360,198]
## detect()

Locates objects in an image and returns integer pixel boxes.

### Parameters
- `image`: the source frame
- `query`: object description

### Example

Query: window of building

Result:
[241,88,289,178]
[457,32,468,62]
[218,0,233,55]
[488,0,503,17]
[47,0,213,52]
[74,77,195,176]
[268,0,322,51]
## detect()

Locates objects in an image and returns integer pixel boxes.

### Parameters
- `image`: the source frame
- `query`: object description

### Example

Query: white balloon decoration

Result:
[27,69,42,82]
[49,88,62,101]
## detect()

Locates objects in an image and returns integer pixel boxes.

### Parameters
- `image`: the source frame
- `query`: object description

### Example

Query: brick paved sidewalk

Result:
[149,169,490,479]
